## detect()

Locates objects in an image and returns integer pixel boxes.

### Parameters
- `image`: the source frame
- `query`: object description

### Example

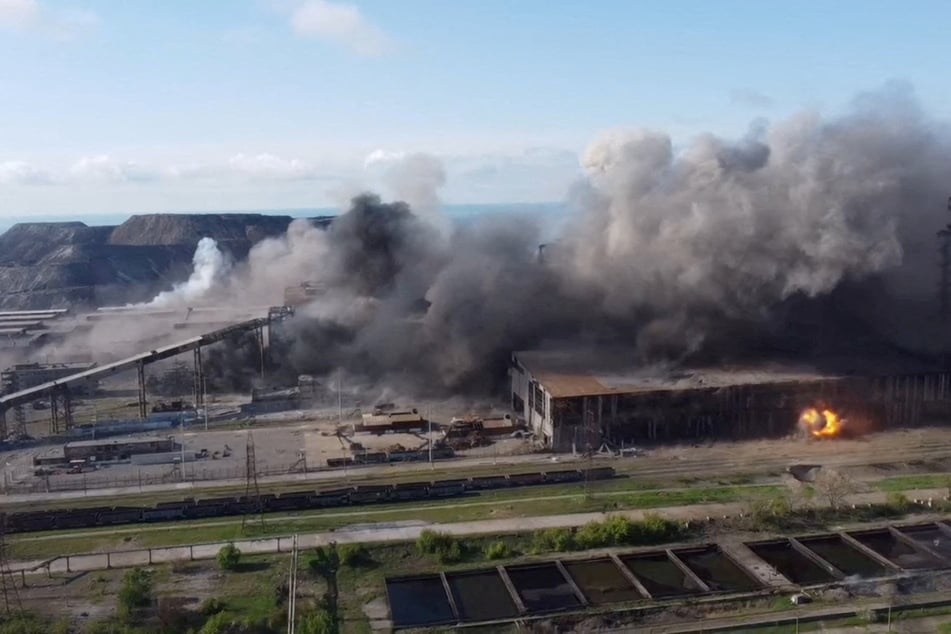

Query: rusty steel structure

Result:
[0,307,293,438]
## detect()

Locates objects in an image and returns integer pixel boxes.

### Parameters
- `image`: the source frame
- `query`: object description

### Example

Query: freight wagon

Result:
[0,466,616,535]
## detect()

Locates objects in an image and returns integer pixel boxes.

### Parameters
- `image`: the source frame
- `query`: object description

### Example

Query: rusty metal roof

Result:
[513,348,847,399]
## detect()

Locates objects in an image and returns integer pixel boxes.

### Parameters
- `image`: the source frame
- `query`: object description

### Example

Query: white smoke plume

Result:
[142,237,231,308]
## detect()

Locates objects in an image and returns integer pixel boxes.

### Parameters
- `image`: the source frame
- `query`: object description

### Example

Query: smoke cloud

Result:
[141,237,231,308]
[39,84,951,397]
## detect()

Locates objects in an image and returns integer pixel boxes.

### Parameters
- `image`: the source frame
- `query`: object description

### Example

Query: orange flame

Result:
[799,407,844,439]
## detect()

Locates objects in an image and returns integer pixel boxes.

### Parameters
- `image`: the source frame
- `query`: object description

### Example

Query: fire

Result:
[799,407,845,439]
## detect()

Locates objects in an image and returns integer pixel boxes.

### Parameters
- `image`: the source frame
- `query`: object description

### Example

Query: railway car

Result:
[349,484,390,504]
[543,469,584,483]
[99,507,144,525]
[507,472,546,486]
[391,482,429,501]
[312,487,352,507]
[142,506,185,522]
[468,474,509,490]
[267,492,313,512]
[580,466,615,481]
[429,479,467,498]
[1,465,620,535]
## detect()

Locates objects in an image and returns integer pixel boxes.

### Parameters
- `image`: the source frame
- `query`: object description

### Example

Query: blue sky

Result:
[0,0,949,217]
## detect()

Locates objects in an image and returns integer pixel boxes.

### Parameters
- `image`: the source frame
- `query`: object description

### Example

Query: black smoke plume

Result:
[191,85,951,395]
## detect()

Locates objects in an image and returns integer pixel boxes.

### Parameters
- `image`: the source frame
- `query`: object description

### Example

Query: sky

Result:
[0,0,950,217]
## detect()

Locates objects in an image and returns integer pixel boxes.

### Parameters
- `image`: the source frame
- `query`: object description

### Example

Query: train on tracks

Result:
[0,466,615,535]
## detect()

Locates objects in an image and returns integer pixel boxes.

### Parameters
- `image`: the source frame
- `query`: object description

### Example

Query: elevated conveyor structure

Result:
[0,307,292,436]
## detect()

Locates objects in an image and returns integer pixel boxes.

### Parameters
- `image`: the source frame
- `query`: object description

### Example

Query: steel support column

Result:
[193,346,204,411]
[49,391,60,435]
[256,326,265,380]
[136,361,147,420]
[61,387,73,431]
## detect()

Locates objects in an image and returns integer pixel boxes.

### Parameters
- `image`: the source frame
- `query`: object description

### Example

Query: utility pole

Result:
[180,421,186,481]
[202,375,208,432]
[242,431,264,531]
[428,408,433,469]
[0,515,21,616]
[286,533,299,634]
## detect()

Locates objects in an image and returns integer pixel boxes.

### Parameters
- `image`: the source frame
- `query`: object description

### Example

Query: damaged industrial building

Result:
[510,348,951,451]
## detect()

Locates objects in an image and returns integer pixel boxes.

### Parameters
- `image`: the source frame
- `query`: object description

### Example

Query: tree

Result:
[299,609,339,634]
[118,568,153,620]
[814,469,858,511]
[216,543,242,571]
[307,543,341,631]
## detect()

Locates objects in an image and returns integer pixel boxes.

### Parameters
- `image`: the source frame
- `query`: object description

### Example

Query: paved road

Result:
[8,487,948,575]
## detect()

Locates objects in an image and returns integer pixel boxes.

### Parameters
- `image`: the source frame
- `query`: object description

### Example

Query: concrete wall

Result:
[509,358,552,444]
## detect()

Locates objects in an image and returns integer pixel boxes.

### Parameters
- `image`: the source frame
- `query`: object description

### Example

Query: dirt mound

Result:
[108,213,295,249]
[0,213,332,310]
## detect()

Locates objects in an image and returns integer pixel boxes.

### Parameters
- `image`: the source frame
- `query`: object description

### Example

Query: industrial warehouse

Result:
[511,347,951,451]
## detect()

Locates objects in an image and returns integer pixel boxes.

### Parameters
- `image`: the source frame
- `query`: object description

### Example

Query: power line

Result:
[241,431,264,532]
[286,533,299,634]
[0,514,21,616]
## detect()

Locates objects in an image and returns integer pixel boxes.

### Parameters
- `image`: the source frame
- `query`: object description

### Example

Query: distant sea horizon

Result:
[0,201,569,235]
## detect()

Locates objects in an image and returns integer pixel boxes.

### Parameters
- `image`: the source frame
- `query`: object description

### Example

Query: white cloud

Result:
[0,160,51,185]
[363,148,406,168]
[227,153,320,181]
[0,0,39,28]
[69,155,159,183]
[290,0,390,57]
[731,88,774,109]
[0,0,97,39]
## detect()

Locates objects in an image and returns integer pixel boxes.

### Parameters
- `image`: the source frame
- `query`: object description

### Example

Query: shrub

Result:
[886,491,911,513]
[416,530,465,563]
[747,495,794,527]
[0,613,49,634]
[484,540,511,560]
[117,568,153,619]
[636,513,683,544]
[198,612,233,634]
[299,608,339,634]
[338,543,372,567]
[199,597,226,616]
[532,527,574,553]
[575,515,633,549]
[216,543,242,571]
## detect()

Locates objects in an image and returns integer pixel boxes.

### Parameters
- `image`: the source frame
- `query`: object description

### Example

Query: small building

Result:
[361,408,427,433]
[63,437,176,462]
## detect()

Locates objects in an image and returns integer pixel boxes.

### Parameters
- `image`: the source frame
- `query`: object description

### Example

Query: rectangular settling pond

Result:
[562,558,643,605]
[896,523,951,560]
[619,552,702,598]
[385,575,455,628]
[446,569,519,623]
[798,535,887,578]
[675,546,761,592]
[505,562,582,613]
[747,540,836,585]
[848,529,941,570]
